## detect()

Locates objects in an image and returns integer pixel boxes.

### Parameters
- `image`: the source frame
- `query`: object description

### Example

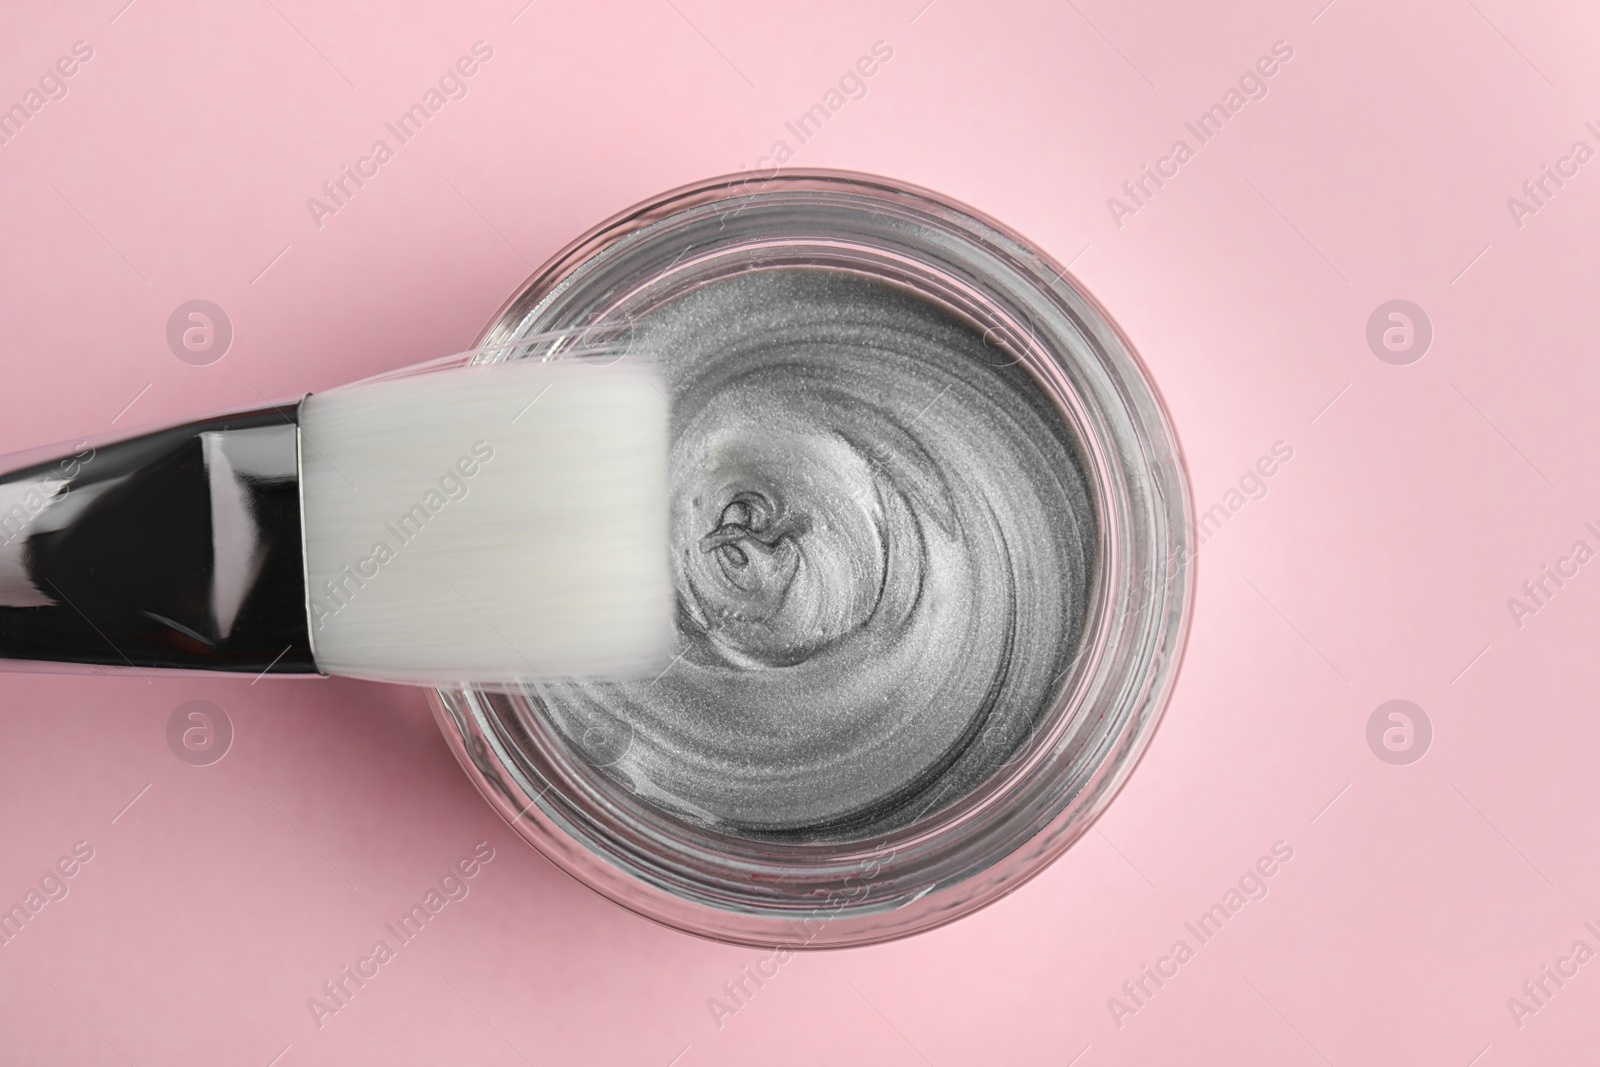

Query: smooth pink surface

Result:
[2,1,1597,1063]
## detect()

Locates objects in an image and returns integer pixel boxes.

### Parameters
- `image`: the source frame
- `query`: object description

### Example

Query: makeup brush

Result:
[0,357,672,684]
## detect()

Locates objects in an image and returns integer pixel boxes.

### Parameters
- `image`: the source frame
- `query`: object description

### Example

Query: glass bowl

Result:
[429,170,1193,947]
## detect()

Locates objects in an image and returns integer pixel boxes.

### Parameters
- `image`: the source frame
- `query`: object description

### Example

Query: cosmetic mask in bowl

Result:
[431,171,1192,947]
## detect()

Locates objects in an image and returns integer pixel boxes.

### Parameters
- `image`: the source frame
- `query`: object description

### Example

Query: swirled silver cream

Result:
[532,267,1096,838]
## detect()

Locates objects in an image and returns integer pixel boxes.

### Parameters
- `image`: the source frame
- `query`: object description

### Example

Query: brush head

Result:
[298,359,672,684]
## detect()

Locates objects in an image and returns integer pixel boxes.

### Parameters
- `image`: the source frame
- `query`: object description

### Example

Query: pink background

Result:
[2,0,1598,1063]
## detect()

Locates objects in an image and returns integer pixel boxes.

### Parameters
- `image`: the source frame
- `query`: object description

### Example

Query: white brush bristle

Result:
[298,359,672,684]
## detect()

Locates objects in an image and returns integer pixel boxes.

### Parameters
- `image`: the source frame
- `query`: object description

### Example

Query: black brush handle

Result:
[0,404,317,674]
